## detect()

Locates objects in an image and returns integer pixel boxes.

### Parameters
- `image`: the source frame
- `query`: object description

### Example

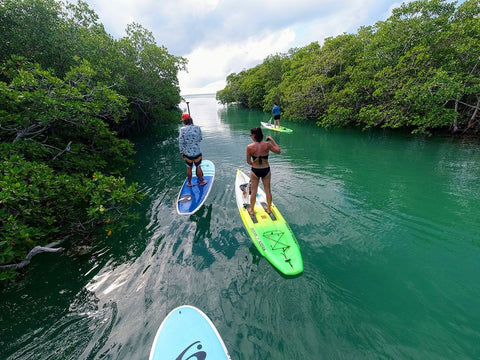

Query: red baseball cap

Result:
[181,113,190,120]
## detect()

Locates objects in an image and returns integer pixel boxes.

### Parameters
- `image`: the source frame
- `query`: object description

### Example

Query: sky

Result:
[84,0,414,95]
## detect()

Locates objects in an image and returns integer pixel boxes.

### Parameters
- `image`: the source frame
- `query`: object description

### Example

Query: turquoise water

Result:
[2,94,480,359]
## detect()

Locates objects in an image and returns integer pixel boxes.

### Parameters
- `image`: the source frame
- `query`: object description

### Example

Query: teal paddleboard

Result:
[149,305,231,360]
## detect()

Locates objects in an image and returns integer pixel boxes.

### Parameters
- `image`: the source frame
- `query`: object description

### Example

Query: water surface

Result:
[2,94,480,359]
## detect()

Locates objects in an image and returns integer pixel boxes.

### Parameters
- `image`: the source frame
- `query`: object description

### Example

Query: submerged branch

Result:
[0,242,65,270]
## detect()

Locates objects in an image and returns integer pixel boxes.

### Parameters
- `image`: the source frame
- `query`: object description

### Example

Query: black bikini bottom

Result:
[251,167,270,178]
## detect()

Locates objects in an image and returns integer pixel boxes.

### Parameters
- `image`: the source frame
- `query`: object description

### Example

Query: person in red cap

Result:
[178,114,207,186]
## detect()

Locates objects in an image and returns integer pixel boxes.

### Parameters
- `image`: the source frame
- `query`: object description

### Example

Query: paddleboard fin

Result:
[178,195,193,203]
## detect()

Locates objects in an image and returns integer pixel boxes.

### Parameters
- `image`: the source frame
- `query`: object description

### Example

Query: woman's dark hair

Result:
[250,127,263,142]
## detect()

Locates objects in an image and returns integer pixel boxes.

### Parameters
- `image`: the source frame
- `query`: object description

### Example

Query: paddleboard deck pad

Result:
[177,159,215,215]
[235,169,303,275]
[149,305,231,360]
[260,121,293,133]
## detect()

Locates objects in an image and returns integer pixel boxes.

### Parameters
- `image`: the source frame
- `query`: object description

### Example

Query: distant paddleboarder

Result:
[272,102,281,128]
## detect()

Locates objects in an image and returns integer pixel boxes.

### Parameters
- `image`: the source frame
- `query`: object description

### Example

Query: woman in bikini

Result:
[246,127,281,216]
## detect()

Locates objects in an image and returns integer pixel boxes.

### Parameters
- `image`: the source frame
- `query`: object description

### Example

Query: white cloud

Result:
[179,28,296,94]
[84,0,422,95]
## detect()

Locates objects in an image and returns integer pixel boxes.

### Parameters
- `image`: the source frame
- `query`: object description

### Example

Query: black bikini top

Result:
[251,154,269,164]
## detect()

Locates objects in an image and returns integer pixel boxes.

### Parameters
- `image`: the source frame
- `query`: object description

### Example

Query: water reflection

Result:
[2,94,480,360]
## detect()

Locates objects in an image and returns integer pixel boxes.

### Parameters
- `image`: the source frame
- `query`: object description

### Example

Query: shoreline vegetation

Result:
[216,0,480,138]
[0,0,185,281]
[1,0,478,281]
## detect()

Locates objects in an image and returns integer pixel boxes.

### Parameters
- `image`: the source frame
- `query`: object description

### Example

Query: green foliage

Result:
[0,0,186,279]
[216,84,236,104]
[0,58,133,174]
[115,23,187,129]
[216,53,290,110]
[0,155,142,266]
[0,60,143,277]
[216,0,480,135]
[0,0,186,133]
[0,0,66,73]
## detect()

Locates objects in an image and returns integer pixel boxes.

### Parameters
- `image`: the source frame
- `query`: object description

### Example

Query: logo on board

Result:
[176,341,207,360]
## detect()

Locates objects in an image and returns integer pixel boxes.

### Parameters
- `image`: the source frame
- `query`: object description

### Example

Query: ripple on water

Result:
[4,97,480,360]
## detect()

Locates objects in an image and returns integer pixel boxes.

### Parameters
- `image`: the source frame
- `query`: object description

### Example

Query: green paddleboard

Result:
[235,169,303,275]
[260,121,293,133]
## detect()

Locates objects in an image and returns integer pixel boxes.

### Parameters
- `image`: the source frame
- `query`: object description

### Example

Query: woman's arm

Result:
[266,136,281,154]
[246,146,253,165]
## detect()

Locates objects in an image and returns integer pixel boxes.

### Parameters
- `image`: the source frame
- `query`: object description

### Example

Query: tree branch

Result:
[13,123,47,142]
[52,141,72,160]
[0,242,65,270]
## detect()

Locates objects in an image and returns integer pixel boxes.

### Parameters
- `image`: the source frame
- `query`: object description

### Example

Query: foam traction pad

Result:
[243,204,258,223]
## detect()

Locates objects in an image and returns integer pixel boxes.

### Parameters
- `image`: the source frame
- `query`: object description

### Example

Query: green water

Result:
[2,94,480,359]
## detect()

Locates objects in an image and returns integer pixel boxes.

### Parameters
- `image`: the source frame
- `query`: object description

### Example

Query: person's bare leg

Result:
[186,166,193,186]
[249,172,259,215]
[262,172,272,213]
[196,165,207,185]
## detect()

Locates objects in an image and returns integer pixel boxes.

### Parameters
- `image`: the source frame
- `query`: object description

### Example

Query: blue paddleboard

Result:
[176,160,215,215]
[149,305,231,360]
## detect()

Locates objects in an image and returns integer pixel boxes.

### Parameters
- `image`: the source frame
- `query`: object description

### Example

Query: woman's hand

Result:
[266,135,272,142]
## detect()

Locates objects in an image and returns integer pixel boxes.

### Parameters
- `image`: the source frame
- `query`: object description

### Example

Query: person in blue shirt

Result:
[178,114,207,186]
[272,103,281,128]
